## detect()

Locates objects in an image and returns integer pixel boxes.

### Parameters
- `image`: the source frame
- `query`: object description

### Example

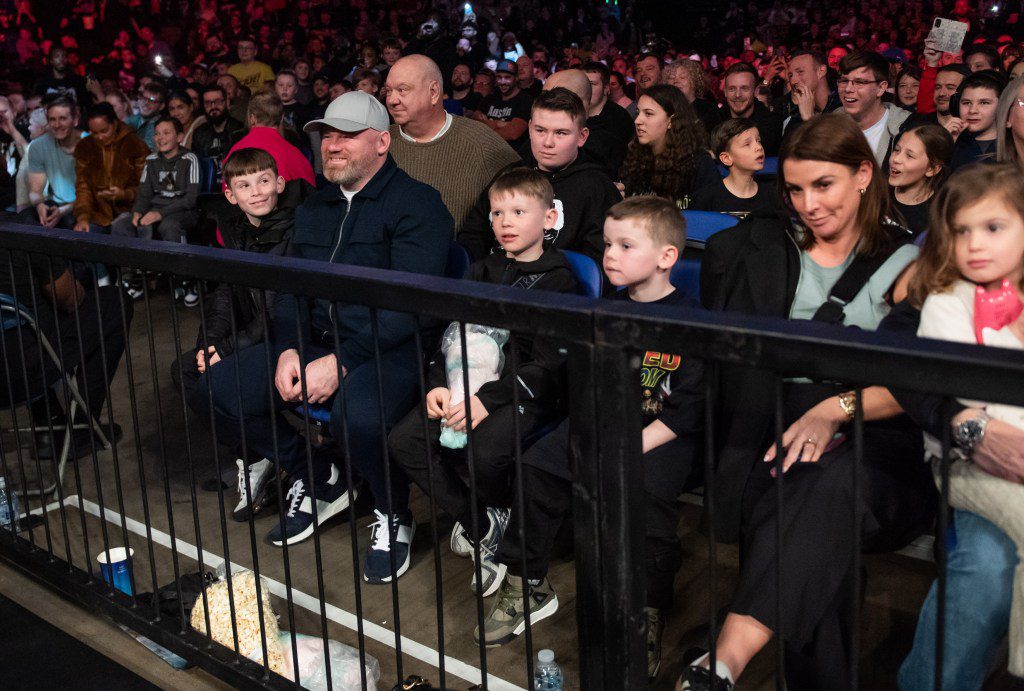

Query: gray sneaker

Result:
[646,606,664,679]
[231,458,275,522]
[470,507,509,597]
[474,574,559,647]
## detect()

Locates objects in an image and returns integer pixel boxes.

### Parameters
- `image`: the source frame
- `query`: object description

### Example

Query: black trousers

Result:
[0,285,131,421]
[389,401,545,541]
[495,419,700,609]
[732,423,934,690]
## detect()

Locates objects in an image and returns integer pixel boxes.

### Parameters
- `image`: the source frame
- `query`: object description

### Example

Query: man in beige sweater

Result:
[385,55,520,237]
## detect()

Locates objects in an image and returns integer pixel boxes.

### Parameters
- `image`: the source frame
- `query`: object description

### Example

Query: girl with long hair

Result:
[888,124,953,237]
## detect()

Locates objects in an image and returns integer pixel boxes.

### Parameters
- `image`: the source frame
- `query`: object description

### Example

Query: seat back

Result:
[198,157,217,194]
[445,242,471,279]
[562,250,602,298]
[672,211,741,302]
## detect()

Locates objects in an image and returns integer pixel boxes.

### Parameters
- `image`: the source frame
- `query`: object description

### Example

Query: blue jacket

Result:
[274,155,453,370]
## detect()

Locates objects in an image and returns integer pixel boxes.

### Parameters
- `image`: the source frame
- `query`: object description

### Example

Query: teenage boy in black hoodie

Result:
[389,167,579,601]
[479,198,705,681]
[172,147,312,507]
[460,88,622,263]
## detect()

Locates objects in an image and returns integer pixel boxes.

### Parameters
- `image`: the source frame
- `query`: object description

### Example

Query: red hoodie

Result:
[223,127,315,188]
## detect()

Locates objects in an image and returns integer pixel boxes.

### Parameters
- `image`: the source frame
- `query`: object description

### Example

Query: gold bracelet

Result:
[838,391,857,421]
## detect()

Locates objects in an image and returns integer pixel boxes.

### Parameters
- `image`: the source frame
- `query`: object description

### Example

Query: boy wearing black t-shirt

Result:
[480,197,705,682]
[691,117,782,218]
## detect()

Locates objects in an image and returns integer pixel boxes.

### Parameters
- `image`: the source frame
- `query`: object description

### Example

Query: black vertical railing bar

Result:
[368,309,404,682]
[292,314,335,689]
[194,283,242,659]
[508,337,535,687]
[772,376,785,690]
[87,267,139,604]
[934,398,953,691]
[19,259,59,557]
[166,274,213,641]
[226,296,271,677]
[255,291,301,686]
[111,268,162,613]
[849,387,864,689]
[0,258,24,547]
[67,262,114,587]
[704,361,718,683]
[411,325,445,690]
[16,256,57,557]
[328,316,368,690]
[4,253,42,552]
[458,320,490,687]
[140,278,186,627]
[49,257,94,575]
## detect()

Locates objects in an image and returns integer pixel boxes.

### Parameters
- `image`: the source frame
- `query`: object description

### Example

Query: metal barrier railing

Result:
[0,223,1021,690]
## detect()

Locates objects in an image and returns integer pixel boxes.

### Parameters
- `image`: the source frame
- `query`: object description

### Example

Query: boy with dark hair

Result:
[461,87,621,263]
[838,51,910,165]
[389,167,579,596]
[479,197,705,681]
[175,147,311,507]
[691,117,781,217]
[127,116,200,245]
[950,71,1005,171]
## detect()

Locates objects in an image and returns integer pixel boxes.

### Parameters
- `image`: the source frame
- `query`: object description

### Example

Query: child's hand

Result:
[425,387,450,419]
[139,210,162,226]
[444,395,489,432]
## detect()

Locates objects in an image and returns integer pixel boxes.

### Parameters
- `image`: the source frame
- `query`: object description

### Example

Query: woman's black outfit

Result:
[699,213,936,689]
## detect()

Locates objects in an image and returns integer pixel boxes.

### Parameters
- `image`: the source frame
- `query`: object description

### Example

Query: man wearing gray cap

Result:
[201,91,453,584]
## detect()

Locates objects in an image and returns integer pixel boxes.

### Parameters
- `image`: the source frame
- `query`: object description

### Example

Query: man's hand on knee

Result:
[275,349,303,401]
[303,354,343,404]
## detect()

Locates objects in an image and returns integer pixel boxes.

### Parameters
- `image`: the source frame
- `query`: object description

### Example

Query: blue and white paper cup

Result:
[97,547,134,595]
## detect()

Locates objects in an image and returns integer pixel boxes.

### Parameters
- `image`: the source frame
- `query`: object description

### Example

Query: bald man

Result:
[545,67,630,178]
[386,55,519,235]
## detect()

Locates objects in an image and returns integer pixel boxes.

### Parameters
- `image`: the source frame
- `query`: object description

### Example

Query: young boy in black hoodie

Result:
[479,197,705,677]
[459,88,622,263]
[172,147,312,507]
[389,167,579,600]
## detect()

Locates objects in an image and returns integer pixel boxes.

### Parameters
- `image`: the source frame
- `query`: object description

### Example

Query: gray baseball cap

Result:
[303,90,390,134]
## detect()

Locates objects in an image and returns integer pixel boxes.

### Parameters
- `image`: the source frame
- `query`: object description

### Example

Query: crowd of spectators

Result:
[1,0,1024,689]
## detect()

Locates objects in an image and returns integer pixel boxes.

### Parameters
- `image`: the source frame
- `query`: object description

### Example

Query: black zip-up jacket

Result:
[427,248,579,412]
[197,179,312,355]
[459,153,621,263]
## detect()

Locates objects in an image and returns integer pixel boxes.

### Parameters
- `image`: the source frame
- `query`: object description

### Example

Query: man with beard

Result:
[716,62,784,156]
[516,56,543,97]
[23,96,85,229]
[628,53,663,118]
[198,91,452,584]
[911,42,970,140]
[779,50,841,136]
[191,85,244,165]
[472,59,534,160]
[451,62,482,115]
[36,46,90,106]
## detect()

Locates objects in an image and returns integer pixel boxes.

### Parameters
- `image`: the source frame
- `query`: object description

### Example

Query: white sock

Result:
[692,652,735,684]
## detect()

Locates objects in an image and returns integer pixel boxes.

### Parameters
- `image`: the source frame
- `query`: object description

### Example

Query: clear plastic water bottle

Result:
[0,477,19,530]
[533,649,563,691]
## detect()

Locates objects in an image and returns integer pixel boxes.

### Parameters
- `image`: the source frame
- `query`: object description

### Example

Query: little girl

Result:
[900,163,1024,690]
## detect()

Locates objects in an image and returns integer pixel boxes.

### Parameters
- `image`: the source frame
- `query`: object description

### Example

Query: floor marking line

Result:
[56,494,525,691]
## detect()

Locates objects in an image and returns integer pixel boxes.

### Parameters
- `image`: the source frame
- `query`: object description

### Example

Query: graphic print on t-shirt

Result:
[640,350,681,418]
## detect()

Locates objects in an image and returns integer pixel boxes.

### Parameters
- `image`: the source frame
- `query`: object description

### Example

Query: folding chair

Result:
[0,293,111,498]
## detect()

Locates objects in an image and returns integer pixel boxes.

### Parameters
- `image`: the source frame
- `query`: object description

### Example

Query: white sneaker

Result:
[470,507,509,597]
[450,520,472,557]
[231,458,274,522]
[184,286,199,307]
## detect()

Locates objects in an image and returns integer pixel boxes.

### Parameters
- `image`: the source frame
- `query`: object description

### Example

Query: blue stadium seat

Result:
[197,157,217,194]
[445,242,471,279]
[671,211,741,300]
[562,250,602,298]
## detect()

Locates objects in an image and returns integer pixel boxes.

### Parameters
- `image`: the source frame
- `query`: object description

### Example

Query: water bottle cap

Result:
[537,649,554,663]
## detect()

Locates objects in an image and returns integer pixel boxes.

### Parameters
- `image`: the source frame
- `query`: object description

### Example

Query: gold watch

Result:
[838,391,857,421]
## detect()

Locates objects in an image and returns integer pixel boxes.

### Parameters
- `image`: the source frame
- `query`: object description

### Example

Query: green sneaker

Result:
[474,575,559,647]
[646,606,664,679]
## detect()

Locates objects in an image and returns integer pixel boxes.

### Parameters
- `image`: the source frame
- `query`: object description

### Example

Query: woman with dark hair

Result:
[679,113,935,690]
[894,64,922,111]
[167,90,204,150]
[888,124,953,237]
[619,83,718,208]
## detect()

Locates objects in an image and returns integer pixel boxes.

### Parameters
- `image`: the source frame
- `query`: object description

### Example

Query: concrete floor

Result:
[0,287,1017,690]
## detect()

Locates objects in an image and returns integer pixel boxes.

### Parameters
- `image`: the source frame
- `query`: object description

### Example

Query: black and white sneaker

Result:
[678,661,734,691]
[363,509,416,584]
[231,458,276,522]
[183,285,200,308]
[470,507,509,598]
[266,464,357,547]
[450,520,472,558]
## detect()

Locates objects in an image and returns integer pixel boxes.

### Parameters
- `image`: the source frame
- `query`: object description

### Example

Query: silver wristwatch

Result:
[953,413,991,454]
